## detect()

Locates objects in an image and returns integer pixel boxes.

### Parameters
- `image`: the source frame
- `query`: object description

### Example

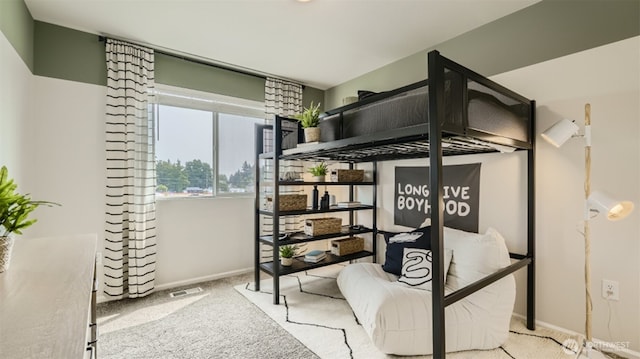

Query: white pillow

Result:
[397,248,453,291]
[443,226,511,290]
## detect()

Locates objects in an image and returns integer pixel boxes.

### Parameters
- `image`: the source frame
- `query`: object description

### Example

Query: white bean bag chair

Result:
[337,227,516,355]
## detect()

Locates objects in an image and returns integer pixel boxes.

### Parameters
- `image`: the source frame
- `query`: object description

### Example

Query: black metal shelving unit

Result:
[254,118,378,305]
[253,50,535,359]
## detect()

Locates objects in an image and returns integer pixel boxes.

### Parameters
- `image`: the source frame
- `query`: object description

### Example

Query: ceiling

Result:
[24,0,539,90]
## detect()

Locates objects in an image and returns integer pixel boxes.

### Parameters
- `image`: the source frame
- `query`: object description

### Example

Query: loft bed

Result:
[270,51,535,358]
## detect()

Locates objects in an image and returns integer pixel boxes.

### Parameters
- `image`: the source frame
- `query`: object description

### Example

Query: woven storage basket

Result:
[278,194,307,211]
[331,237,364,256]
[330,169,364,182]
[304,217,342,236]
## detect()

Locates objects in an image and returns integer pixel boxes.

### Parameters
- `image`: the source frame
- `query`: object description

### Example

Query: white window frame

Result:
[152,84,264,199]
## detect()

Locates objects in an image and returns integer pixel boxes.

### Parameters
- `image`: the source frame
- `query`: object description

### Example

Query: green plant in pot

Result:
[279,244,298,266]
[294,102,322,143]
[0,166,59,272]
[308,162,328,182]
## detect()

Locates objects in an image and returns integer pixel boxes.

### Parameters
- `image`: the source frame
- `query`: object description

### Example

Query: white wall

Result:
[154,197,254,288]
[493,36,639,351]
[0,31,32,184]
[27,75,107,238]
[24,74,256,297]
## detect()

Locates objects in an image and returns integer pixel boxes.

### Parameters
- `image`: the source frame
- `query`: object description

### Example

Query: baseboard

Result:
[154,267,253,292]
[96,267,253,304]
[512,313,639,359]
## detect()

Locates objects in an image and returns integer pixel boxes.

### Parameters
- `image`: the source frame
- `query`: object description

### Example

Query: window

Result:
[153,85,264,198]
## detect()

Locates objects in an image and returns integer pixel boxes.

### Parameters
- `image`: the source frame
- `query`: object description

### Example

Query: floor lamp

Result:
[541,103,634,358]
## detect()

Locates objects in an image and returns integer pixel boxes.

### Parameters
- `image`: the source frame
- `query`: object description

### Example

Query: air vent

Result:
[169,287,203,298]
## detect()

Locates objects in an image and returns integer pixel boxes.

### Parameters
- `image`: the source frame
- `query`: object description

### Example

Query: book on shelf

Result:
[304,254,326,263]
[336,201,362,208]
[304,250,327,263]
[296,141,320,147]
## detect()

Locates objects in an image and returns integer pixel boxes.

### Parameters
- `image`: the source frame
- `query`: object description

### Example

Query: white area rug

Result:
[236,264,588,359]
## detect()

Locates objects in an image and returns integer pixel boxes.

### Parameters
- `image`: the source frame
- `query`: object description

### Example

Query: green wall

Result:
[30,21,324,106]
[34,21,106,85]
[0,0,34,71]
[325,0,640,108]
[154,54,264,102]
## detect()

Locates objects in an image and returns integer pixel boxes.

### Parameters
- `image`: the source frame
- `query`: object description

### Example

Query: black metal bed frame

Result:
[256,50,535,358]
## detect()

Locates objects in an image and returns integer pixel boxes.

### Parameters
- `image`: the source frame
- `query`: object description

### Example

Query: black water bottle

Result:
[321,191,330,210]
[312,185,319,210]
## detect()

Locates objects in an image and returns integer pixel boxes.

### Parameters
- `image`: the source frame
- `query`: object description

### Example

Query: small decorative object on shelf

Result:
[303,249,327,263]
[312,185,319,210]
[308,162,328,182]
[293,102,321,143]
[279,244,299,266]
[336,201,362,208]
[331,169,365,182]
[280,171,301,181]
[304,217,342,236]
[331,237,365,256]
[321,191,330,209]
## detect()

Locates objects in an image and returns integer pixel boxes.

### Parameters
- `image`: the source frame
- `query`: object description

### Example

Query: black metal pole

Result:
[273,117,282,304]
[372,161,378,263]
[254,124,263,291]
[427,50,446,358]
[527,101,536,330]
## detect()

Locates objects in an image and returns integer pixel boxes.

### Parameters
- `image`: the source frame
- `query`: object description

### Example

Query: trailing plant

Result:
[0,166,59,237]
[279,244,299,259]
[293,102,321,128]
[308,162,328,177]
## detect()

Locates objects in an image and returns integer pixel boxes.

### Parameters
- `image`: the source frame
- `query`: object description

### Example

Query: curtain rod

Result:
[98,35,272,82]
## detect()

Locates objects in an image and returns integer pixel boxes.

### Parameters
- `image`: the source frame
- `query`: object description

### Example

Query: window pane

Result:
[218,113,263,194]
[155,105,214,197]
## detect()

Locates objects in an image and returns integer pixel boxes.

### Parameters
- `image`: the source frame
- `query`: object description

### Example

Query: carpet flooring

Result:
[96,272,318,359]
[97,265,630,359]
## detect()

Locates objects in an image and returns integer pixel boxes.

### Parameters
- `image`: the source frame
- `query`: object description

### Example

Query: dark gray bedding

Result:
[318,81,530,145]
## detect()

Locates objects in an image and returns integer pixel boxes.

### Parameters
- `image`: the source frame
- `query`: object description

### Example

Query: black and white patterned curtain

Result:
[264,77,303,151]
[262,78,303,238]
[104,39,157,299]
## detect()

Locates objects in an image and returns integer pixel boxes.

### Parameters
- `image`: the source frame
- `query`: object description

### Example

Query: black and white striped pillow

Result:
[397,248,453,291]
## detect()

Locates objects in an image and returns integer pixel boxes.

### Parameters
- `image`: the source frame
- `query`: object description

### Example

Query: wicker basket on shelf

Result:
[331,237,364,256]
[304,217,342,236]
[330,169,364,182]
[267,194,307,211]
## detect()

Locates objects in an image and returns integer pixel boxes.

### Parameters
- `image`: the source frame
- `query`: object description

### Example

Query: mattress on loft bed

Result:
[319,81,530,146]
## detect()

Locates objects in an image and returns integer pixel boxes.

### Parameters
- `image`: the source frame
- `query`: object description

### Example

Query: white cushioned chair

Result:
[337,227,516,355]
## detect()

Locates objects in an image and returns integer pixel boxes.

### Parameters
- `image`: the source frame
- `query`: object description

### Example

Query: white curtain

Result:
[262,78,303,241]
[104,39,157,299]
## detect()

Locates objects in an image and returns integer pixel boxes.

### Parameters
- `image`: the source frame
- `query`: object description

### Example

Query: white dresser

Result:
[0,234,98,359]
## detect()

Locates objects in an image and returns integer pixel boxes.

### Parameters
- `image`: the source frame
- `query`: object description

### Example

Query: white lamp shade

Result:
[588,190,634,221]
[541,119,579,147]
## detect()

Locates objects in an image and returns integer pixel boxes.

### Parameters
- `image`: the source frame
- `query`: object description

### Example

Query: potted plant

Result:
[279,244,298,266]
[294,101,322,143]
[308,162,328,182]
[0,166,59,272]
